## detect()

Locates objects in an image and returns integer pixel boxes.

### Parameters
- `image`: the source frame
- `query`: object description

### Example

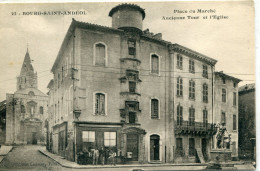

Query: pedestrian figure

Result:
[99,146,105,165]
[92,148,99,165]
[108,149,116,165]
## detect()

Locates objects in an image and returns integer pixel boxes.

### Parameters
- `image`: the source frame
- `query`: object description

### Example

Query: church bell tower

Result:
[17,48,38,90]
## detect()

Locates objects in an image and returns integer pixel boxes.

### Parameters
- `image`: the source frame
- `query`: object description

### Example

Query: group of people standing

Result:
[77,146,117,165]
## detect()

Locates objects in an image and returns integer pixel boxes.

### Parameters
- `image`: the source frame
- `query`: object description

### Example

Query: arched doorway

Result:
[150,134,160,161]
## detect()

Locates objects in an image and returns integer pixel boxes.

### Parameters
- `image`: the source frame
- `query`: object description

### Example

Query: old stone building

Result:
[212,71,241,161]
[5,49,48,145]
[47,4,242,164]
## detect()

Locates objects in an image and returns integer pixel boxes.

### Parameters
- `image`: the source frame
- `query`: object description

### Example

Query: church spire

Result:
[17,48,38,90]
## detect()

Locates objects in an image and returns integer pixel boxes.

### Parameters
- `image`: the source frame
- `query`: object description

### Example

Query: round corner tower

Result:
[109,4,145,31]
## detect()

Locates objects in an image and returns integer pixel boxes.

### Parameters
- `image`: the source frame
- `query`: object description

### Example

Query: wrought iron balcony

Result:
[174,120,217,135]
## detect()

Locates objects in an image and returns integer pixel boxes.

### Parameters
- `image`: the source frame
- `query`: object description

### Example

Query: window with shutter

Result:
[222,89,226,102]
[177,54,183,69]
[177,104,183,126]
[189,106,195,126]
[203,108,208,127]
[202,65,208,78]
[95,43,106,66]
[95,93,105,115]
[203,84,208,103]
[177,77,183,97]
[189,60,195,73]
[151,99,159,119]
[189,80,195,100]
[151,55,159,74]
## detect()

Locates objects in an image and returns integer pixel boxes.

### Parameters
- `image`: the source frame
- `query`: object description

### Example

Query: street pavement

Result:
[0,145,255,171]
[0,145,62,170]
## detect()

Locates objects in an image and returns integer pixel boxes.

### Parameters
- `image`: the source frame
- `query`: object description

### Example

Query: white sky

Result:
[0,1,255,101]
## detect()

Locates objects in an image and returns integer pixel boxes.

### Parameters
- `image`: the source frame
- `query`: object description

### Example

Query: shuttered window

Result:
[177,77,183,97]
[189,80,195,100]
[95,43,105,66]
[151,55,159,74]
[189,60,195,73]
[189,106,195,126]
[177,54,183,69]
[203,83,208,103]
[203,108,208,127]
[151,99,159,119]
[177,104,183,126]
[95,93,105,115]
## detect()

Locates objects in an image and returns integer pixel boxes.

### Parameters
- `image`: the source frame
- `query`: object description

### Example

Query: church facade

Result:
[5,50,48,145]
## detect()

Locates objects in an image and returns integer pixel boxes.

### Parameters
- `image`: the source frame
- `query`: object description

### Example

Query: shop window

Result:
[104,132,116,147]
[82,131,95,142]
[177,77,183,97]
[151,99,159,119]
[177,104,183,126]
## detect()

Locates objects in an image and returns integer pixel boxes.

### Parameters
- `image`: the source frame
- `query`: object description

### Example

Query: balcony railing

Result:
[174,120,217,135]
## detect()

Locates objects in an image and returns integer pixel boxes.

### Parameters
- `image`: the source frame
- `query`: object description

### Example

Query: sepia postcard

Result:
[0,1,256,170]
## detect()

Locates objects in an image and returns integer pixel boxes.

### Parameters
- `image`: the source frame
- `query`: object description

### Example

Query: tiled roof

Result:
[171,44,218,66]
[215,71,242,83]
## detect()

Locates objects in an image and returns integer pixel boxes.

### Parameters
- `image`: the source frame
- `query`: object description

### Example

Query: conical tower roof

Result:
[20,48,34,76]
